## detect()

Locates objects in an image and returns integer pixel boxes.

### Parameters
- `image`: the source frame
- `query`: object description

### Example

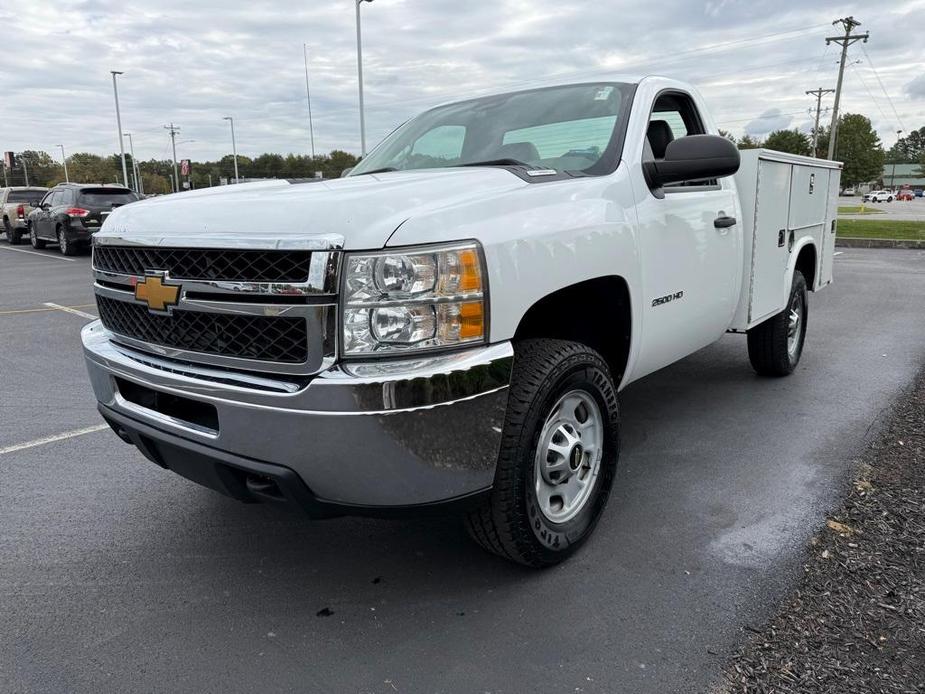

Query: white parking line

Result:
[0,245,76,262]
[0,424,109,456]
[43,302,97,320]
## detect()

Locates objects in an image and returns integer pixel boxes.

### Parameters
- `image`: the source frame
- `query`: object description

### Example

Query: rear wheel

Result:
[29,223,46,249]
[58,226,77,256]
[747,270,808,377]
[3,218,17,244]
[465,339,620,568]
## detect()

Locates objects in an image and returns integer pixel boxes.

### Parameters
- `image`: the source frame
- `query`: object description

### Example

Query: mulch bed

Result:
[720,369,925,693]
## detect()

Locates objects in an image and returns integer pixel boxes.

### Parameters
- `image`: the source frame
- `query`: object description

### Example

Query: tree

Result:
[820,114,885,188]
[18,150,62,186]
[67,153,120,185]
[763,129,812,156]
[718,129,737,145]
[737,134,762,150]
[886,126,925,164]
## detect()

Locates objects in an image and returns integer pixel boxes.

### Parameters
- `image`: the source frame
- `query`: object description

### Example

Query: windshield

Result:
[77,189,138,207]
[349,82,633,177]
[8,190,46,204]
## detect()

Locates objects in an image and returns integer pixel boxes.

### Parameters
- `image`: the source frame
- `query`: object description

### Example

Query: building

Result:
[880,163,925,192]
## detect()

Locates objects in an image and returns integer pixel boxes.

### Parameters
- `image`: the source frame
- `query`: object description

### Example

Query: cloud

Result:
[744,109,794,137]
[0,0,922,160]
[905,74,925,99]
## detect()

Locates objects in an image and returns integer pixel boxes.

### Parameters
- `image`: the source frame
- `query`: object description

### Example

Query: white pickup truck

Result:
[82,76,840,567]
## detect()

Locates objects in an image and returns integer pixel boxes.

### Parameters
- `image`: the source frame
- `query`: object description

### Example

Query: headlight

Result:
[341,242,487,355]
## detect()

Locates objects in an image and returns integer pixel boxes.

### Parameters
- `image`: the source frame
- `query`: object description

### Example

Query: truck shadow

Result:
[140,336,767,601]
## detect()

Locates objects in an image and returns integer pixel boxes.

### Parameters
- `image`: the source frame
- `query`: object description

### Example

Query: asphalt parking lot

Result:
[1,244,924,694]
[839,194,925,221]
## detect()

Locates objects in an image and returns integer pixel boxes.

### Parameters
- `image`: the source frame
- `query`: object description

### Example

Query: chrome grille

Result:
[96,295,309,364]
[93,246,314,282]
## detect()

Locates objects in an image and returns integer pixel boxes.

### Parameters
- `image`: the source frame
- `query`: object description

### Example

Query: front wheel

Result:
[747,270,808,377]
[465,339,620,568]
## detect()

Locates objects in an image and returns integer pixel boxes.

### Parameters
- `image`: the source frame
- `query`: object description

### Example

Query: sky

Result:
[1,0,923,164]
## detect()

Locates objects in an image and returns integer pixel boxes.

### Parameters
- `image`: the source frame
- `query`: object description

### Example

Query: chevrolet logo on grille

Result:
[134,274,180,312]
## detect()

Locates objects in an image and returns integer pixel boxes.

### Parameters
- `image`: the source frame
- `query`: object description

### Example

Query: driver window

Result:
[645,92,715,189]
[645,93,706,162]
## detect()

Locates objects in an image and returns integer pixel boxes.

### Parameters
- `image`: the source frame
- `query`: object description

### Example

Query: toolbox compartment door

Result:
[749,159,792,323]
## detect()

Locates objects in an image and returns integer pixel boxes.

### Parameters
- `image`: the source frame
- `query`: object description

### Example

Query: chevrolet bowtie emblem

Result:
[135,274,180,312]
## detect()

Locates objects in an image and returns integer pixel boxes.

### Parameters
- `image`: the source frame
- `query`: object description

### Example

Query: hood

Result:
[98,169,528,250]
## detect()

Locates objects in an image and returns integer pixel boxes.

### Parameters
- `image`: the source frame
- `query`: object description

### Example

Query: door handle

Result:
[714,215,737,229]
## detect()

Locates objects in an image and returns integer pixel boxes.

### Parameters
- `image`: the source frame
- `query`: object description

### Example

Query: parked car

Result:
[915,189,923,197]
[896,189,915,201]
[81,76,841,567]
[863,190,894,202]
[1,186,47,244]
[28,183,139,255]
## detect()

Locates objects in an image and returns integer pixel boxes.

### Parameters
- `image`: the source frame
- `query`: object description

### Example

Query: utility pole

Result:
[164,123,180,193]
[805,88,835,157]
[56,145,69,182]
[825,17,869,160]
[21,154,29,186]
[303,43,316,160]
[110,70,130,188]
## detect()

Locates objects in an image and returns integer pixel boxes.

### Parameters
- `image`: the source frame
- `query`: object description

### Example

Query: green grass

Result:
[837,219,925,241]
[838,205,884,215]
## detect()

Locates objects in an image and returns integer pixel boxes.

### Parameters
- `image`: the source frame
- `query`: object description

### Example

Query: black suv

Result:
[28,183,139,255]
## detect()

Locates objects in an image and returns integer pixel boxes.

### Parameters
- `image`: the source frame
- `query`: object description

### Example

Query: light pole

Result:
[355,0,374,156]
[123,132,143,195]
[890,129,903,191]
[303,43,316,160]
[56,144,69,183]
[110,70,130,188]
[223,116,240,184]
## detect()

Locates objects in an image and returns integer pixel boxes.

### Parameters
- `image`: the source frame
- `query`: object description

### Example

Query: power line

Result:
[849,60,890,122]
[858,44,906,132]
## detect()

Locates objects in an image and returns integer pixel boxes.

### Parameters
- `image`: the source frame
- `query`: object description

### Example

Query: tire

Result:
[29,223,46,249]
[58,226,77,256]
[5,218,22,245]
[465,339,620,568]
[747,270,808,377]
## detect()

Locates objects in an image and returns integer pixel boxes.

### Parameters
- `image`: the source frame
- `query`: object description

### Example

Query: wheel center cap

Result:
[569,444,584,471]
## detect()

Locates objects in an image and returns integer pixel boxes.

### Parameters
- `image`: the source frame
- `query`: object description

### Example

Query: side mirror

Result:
[644,134,740,189]
[341,167,354,177]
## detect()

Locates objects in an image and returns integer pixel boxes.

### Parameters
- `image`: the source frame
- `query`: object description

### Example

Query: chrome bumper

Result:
[82,321,512,508]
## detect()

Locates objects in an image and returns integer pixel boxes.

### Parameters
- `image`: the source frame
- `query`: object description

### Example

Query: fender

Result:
[785,236,817,295]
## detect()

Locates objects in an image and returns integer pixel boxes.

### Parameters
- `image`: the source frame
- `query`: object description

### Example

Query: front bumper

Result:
[82,321,512,511]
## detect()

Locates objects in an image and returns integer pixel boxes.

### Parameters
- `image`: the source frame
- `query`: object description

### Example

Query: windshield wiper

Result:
[357,167,399,175]
[459,158,530,168]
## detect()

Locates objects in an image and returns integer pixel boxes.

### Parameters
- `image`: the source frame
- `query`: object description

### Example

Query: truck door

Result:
[629,91,741,378]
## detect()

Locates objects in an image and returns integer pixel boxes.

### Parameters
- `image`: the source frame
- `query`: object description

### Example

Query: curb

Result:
[835,237,925,249]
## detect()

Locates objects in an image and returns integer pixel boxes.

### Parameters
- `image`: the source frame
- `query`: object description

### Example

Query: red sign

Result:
[180,159,191,177]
